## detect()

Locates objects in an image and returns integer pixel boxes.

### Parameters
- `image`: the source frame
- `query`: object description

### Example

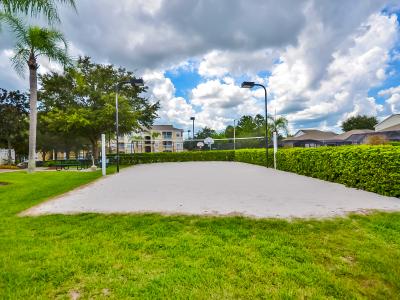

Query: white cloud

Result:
[268,11,398,131]
[378,85,400,113]
[198,49,278,78]
[190,79,262,130]
[142,70,194,127]
[387,93,400,113]
[1,0,399,134]
[379,85,400,96]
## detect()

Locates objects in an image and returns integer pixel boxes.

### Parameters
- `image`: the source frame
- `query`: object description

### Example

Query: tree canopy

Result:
[39,57,160,158]
[194,127,217,140]
[341,115,378,132]
[0,88,29,162]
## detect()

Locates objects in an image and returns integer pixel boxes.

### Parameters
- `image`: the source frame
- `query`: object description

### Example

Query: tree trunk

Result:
[108,133,111,154]
[7,138,12,165]
[42,151,46,162]
[27,56,38,173]
[91,139,99,160]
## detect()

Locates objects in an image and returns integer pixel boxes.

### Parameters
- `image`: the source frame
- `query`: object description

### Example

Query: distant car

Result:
[17,161,28,169]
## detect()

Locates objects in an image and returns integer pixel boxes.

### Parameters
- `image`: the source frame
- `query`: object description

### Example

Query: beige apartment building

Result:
[121,125,184,153]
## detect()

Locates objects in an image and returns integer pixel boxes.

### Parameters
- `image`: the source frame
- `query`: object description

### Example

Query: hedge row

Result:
[108,146,400,197]
[109,150,235,165]
[235,146,400,197]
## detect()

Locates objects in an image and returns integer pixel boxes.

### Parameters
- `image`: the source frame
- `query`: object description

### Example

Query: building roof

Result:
[326,129,374,141]
[375,114,400,128]
[284,129,338,142]
[376,123,400,132]
[150,125,184,132]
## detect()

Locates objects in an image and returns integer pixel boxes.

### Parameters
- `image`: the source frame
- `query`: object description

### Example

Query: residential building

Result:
[121,125,184,153]
[283,114,400,147]
[282,129,338,147]
[375,114,400,131]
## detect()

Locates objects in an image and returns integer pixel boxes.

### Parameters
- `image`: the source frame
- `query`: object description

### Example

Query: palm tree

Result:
[268,115,289,137]
[6,17,70,172]
[1,0,75,24]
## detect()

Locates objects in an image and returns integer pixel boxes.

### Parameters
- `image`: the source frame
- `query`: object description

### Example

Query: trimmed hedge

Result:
[107,146,400,197]
[109,150,235,165]
[236,146,400,197]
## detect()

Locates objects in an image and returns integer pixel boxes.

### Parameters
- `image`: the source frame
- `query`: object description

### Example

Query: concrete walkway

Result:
[22,162,400,219]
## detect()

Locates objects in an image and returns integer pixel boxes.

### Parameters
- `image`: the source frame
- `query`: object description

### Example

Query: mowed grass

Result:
[0,170,400,299]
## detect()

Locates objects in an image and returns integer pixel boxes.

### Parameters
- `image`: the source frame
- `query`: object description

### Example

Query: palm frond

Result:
[1,0,76,24]
[33,27,71,66]
[11,45,30,77]
[0,11,28,43]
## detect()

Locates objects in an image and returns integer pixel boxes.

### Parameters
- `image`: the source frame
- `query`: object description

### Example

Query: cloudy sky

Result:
[1,0,400,135]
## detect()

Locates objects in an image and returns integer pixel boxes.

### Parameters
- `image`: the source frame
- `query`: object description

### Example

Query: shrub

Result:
[108,150,235,165]
[0,165,19,170]
[364,134,389,145]
[236,146,400,197]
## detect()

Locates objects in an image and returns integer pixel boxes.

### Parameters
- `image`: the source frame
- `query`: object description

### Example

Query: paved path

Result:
[23,162,400,219]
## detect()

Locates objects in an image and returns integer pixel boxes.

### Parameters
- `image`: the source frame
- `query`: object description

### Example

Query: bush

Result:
[364,134,389,145]
[108,150,235,165]
[236,146,400,197]
[0,165,19,169]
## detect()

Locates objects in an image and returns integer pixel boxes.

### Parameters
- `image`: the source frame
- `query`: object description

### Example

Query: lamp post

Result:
[233,119,236,150]
[241,81,269,166]
[187,129,191,140]
[115,78,144,173]
[190,117,195,139]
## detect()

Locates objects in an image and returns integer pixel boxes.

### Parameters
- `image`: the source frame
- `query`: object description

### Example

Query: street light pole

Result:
[115,78,144,173]
[115,89,120,172]
[233,119,236,150]
[241,81,268,167]
[190,117,195,139]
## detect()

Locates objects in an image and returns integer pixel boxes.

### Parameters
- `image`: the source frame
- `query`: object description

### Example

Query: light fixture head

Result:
[190,117,195,121]
[130,78,144,87]
[241,81,255,89]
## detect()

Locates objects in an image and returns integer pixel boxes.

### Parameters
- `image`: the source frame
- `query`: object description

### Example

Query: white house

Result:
[375,114,400,132]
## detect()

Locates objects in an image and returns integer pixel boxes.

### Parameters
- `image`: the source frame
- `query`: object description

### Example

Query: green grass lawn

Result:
[1,170,400,299]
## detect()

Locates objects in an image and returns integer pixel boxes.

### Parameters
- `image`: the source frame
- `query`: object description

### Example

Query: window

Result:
[176,132,181,137]
[162,131,172,139]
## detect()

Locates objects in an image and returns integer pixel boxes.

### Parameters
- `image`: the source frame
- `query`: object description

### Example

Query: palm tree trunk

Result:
[27,58,38,173]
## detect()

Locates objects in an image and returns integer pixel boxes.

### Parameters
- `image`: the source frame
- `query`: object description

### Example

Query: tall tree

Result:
[236,115,258,137]
[40,57,159,159]
[195,127,217,140]
[0,88,28,164]
[6,17,70,172]
[341,115,378,132]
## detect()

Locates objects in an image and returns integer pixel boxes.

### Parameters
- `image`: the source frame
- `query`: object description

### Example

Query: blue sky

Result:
[1,0,400,134]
